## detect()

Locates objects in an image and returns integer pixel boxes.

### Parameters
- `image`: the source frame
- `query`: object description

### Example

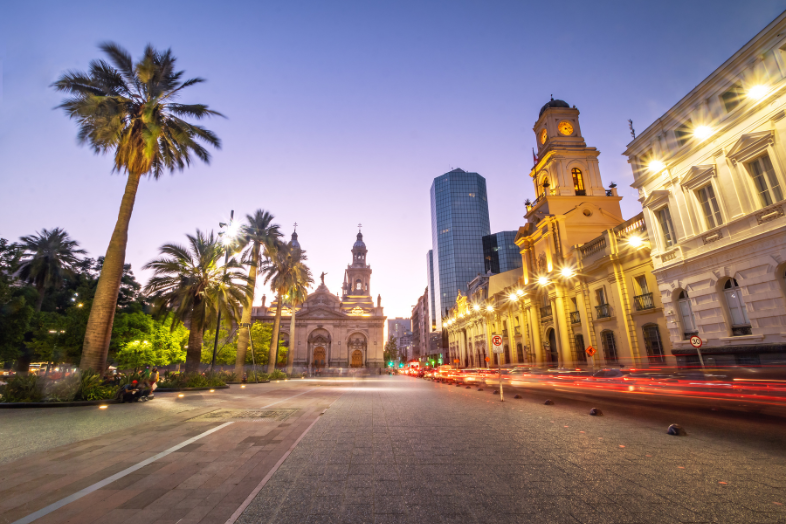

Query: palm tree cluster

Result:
[143,210,313,375]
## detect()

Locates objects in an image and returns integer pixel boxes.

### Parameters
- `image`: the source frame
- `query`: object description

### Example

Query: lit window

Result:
[656,206,676,248]
[600,330,617,363]
[642,324,665,363]
[677,290,697,338]
[356,280,362,291]
[723,279,751,335]
[696,185,723,229]
[746,155,783,207]
[572,168,585,196]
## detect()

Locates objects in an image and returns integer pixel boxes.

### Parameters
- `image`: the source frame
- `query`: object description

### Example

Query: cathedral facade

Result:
[251,230,386,369]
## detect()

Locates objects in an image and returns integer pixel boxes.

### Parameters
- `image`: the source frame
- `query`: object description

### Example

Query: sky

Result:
[2,1,785,325]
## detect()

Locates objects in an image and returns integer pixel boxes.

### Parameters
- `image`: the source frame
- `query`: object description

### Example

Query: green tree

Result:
[17,228,85,311]
[204,322,286,367]
[143,230,249,374]
[284,278,310,374]
[384,336,399,364]
[52,43,223,372]
[262,244,312,373]
[0,239,34,366]
[234,210,282,377]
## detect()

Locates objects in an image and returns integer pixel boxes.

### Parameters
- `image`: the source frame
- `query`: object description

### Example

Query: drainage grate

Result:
[188,408,299,422]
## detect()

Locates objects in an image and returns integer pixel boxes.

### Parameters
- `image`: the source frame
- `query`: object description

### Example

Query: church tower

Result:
[343,230,372,297]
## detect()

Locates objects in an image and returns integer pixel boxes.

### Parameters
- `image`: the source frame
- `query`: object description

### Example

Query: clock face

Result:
[558,121,574,136]
[540,129,548,144]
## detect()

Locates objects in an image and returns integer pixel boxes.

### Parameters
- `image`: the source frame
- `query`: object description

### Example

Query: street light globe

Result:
[560,267,574,278]
[516,289,524,296]
[538,276,549,286]
[628,235,643,248]
[473,304,480,311]
[508,293,518,301]
[648,160,665,173]
[694,126,712,140]
[486,305,494,312]
[748,84,768,100]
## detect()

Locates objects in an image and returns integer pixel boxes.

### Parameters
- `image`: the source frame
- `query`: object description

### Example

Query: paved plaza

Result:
[1,376,785,524]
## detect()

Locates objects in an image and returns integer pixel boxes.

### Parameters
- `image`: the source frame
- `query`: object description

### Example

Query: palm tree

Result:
[284,281,310,375]
[52,43,222,372]
[18,228,86,311]
[233,210,282,377]
[262,244,313,373]
[143,230,249,374]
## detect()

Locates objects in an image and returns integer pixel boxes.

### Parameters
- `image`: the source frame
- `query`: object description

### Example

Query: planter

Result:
[225,380,270,384]
[0,399,119,409]
[155,385,230,392]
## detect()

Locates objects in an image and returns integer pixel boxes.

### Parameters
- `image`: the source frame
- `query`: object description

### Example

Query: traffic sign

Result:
[585,346,596,357]
[492,335,504,354]
[484,357,490,362]
[690,335,703,348]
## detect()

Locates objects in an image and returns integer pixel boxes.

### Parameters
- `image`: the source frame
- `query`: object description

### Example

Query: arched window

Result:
[504,344,511,364]
[575,334,587,364]
[677,290,697,339]
[516,343,524,362]
[723,279,751,335]
[355,279,362,291]
[600,330,618,363]
[572,168,586,196]
[541,177,550,198]
[642,324,665,363]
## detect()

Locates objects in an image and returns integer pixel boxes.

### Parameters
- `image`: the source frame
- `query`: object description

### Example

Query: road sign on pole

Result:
[491,335,504,354]
[491,335,504,402]
[689,335,705,368]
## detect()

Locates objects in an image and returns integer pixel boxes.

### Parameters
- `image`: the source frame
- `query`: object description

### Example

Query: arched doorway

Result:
[546,328,558,365]
[351,350,363,367]
[313,347,326,369]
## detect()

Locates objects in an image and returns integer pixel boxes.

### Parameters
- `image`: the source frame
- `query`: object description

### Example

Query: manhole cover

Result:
[188,408,299,422]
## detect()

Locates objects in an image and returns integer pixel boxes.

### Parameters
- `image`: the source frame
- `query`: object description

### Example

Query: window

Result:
[642,324,665,363]
[746,155,783,207]
[657,207,676,248]
[697,185,723,229]
[575,334,587,364]
[572,168,586,196]
[633,276,654,311]
[600,330,618,363]
[355,279,362,291]
[720,83,745,113]
[634,276,650,295]
[677,290,697,338]
[595,288,607,306]
[724,279,751,335]
[504,345,511,364]
[516,343,524,362]
[674,121,693,148]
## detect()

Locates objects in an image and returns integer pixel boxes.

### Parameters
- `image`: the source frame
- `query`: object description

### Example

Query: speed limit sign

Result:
[690,335,703,348]
[491,335,504,354]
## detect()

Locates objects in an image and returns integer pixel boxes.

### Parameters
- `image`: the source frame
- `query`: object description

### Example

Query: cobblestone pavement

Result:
[237,376,786,524]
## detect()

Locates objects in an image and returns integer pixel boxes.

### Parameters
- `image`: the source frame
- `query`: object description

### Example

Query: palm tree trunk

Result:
[35,283,45,312]
[185,309,204,374]
[286,303,297,375]
[80,172,142,372]
[234,244,259,377]
[267,295,283,374]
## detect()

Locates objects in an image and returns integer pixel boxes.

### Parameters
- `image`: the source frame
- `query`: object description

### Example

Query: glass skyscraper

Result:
[426,250,436,330]
[482,231,522,274]
[430,168,490,329]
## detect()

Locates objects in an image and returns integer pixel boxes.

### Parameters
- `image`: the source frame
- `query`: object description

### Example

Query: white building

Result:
[624,12,786,366]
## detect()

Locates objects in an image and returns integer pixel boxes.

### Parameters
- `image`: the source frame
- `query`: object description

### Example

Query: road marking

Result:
[12,421,234,524]
[13,387,318,524]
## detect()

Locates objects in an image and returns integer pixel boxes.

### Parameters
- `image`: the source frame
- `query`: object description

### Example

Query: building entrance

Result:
[547,329,558,365]
[351,350,363,368]
[313,347,326,368]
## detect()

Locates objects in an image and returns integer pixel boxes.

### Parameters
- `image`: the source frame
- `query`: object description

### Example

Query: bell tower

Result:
[343,228,372,297]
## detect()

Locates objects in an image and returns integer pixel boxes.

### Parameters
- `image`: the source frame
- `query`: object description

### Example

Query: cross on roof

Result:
[293,222,298,232]
[358,223,362,232]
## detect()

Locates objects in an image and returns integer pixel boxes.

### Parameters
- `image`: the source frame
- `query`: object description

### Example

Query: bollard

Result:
[514,395,523,399]
[589,408,603,416]
[466,386,472,389]
[477,388,484,392]
[493,390,499,395]
[544,399,554,405]
[667,424,687,436]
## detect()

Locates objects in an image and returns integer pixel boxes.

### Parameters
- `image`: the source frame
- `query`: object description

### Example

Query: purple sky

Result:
[2,1,785,323]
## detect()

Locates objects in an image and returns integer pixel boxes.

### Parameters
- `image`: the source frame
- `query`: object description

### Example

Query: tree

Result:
[234,210,282,377]
[284,279,310,375]
[203,321,287,367]
[384,336,399,364]
[52,43,223,372]
[143,230,249,373]
[17,228,85,311]
[261,244,312,373]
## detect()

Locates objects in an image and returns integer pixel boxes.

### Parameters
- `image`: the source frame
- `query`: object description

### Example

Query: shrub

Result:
[269,369,287,381]
[0,371,116,403]
[246,370,269,382]
[2,374,44,402]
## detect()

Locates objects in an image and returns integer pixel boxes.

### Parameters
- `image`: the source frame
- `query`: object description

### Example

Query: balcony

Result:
[569,311,581,324]
[540,305,553,321]
[633,293,655,311]
[502,329,509,338]
[596,304,612,319]
[683,331,698,341]
[514,326,521,336]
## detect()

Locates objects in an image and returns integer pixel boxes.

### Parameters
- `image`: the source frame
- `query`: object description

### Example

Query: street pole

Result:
[246,324,258,383]
[498,352,503,401]
[211,210,234,373]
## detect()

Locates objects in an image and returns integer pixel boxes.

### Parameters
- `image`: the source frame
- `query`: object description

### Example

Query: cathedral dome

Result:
[353,232,366,249]
[290,230,301,249]
[539,97,571,117]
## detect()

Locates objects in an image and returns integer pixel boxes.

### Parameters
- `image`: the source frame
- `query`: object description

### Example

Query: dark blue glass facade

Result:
[430,169,490,329]
[426,250,436,330]
[483,231,522,274]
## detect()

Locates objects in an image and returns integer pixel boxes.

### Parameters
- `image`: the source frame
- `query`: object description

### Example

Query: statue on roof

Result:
[320,271,327,285]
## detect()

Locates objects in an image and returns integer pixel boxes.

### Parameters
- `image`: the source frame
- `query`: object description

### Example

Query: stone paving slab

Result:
[237,376,786,524]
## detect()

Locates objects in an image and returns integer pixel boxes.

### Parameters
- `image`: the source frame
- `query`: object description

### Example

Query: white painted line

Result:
[13,421,234,524]
[224,414,321,524]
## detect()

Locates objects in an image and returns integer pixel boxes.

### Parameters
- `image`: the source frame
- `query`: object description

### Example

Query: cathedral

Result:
[251,230,386,368]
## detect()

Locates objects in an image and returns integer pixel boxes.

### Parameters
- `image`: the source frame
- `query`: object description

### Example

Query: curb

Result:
[0,399,119,409]
[156,385,230,392]
[226,381,271,384]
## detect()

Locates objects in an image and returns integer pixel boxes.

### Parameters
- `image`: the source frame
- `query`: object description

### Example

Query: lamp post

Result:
[211,210,235,372]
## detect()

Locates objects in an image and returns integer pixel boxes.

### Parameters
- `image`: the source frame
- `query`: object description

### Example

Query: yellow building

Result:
[445,100,673,368]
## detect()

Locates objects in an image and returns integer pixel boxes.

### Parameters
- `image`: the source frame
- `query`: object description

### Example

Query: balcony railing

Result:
[502,329,509,338]
[579,237,606,259]
[514,326,521,336]
[569,311,581,324]
[683,331,698,341]
[633,293,655,311]
[596,304,612,319]
[540,305,553,321]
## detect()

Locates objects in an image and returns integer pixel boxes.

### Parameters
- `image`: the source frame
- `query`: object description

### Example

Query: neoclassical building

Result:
[251,230,386,368]
[624,12,786,366]
[445,100,672,368]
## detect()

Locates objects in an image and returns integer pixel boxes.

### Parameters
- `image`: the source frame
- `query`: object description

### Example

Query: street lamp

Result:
[537,276,550,286]
[648,160,665,173]
[560,266,575,278]
[212,210,236,372]
[748,84,768,100]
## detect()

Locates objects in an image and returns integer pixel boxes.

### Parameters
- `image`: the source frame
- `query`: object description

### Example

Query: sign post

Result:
[492,335,504,401]
[689,335,705,368]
